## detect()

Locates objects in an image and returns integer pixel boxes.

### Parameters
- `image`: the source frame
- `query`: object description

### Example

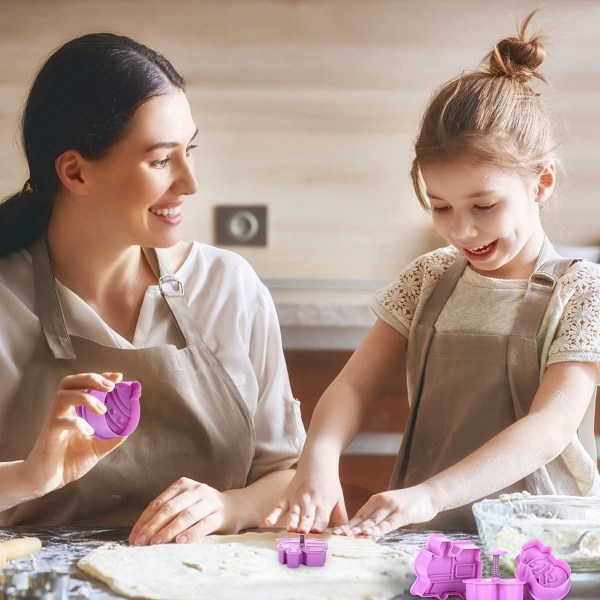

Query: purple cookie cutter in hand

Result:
[277,534,328,568]
[76,381,142,441]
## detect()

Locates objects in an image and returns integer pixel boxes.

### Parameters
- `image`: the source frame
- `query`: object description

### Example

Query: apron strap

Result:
[390,252,469,488]
[507,241,580,494]
[419,253,469,328]
[142,247,205,348]
[29,233,76,360]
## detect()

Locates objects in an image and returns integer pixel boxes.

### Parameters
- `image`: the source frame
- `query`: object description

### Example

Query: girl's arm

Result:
[345,360,599,534]
[264,318,408,533]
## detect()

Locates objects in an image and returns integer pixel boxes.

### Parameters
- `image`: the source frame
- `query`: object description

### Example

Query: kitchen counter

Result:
[0,527,463,599]
[1,527,598,599]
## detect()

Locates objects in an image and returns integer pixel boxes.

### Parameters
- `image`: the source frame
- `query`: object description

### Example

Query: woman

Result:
[0,33,305,546]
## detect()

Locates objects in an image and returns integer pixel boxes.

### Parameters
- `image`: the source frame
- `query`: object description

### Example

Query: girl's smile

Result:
[421,159,553,279]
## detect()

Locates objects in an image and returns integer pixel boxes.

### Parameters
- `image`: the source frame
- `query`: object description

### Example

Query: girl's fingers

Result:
[331,498,349,528]
[297,510,316,534]
[286,505,301,531]
[351,504,392,532]
[311,505,330,533]
[265,502,287,527]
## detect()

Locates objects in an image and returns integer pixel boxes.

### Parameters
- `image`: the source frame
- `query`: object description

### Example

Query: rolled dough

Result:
[78,530,417,599]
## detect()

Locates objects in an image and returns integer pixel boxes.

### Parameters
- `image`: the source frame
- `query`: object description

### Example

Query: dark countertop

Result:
[1,527,598,599]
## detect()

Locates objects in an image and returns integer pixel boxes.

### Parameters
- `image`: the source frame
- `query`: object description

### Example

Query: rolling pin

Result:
[0,537,42,568]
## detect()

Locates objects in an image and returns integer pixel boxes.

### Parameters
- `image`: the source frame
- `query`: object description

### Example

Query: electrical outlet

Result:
[214,205,268,247]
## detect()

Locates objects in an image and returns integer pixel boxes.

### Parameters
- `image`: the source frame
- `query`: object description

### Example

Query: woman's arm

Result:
[345,360,599,534]
[0,372,126,515]
[265,317,408,533]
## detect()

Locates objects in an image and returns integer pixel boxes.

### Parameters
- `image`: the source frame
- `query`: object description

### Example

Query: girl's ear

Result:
[535,163,556,207]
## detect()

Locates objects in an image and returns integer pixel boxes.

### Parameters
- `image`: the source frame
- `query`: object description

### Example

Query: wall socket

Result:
[214,205,268,247]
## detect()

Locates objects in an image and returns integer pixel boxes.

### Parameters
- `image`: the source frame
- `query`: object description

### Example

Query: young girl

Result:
[266,11,600,534]
[0,33,305,543]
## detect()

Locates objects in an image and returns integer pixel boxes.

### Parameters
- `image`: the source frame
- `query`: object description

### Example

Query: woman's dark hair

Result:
[0,33,185,255]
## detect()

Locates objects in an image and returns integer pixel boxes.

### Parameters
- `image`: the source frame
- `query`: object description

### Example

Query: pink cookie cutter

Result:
[411,534,571,600]
[514,540,571,600]
[411,533,483,599]
[277,534,328,568]
[76,381,142,441]
[464,550,526,600]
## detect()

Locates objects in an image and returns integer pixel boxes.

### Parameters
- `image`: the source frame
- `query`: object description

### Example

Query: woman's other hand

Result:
[128,478,243,545]
[264,466,348,534]
[23,372,125,493]
[335,485,438,536]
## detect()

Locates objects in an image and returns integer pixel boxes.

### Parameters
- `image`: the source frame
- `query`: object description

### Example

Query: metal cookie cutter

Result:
[0,569,70,600]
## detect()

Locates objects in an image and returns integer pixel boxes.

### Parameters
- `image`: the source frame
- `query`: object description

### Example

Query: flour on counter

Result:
[78,531,418,600]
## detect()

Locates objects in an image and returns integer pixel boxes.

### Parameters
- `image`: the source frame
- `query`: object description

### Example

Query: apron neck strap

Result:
[511,237,579,340]
[29,232,76,360]
[419,253,469,328]
[142,247,205,348]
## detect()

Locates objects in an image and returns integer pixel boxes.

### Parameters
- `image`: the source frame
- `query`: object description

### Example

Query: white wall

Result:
[1,0,598,280]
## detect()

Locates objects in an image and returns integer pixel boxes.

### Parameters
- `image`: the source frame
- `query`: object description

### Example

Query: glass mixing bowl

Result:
[472,494,600,573]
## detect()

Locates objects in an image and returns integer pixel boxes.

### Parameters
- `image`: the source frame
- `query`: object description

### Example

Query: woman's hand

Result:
[264,467,348,534]
[336,485,438,536]
[23,372,126,494]
[128,478,242,546]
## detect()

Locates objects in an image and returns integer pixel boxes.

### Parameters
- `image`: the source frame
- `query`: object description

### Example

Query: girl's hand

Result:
[336,485,438,536]
[264,468,348,534]
[128,478,241,545]
[23,372,126,493]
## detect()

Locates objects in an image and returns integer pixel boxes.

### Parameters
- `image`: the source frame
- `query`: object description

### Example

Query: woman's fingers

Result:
[176,511,221,543]
[129,478,198,545]
[147,496,217,545]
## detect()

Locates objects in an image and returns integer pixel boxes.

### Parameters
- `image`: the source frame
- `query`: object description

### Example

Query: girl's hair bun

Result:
[485,11,546,83]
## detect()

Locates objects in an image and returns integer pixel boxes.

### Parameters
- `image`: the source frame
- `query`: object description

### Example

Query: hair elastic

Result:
[21,180,35,195]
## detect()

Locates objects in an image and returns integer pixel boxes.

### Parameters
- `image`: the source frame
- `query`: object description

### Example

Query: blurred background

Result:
[1,0,598,501]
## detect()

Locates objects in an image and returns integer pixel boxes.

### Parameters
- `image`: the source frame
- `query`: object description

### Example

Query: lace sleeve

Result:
[371,246,459,337]
[548,263,600,365]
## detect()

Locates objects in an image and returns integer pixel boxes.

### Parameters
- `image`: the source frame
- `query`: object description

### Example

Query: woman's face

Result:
[421,158,549,279]
[85,89,198,248]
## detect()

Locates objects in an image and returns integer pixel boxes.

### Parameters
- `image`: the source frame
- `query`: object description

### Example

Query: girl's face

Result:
[421,158,550,279]
[84,89,198,248]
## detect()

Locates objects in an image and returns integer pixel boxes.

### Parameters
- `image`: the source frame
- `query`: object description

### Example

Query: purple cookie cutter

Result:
[515,540,571,600]
[411,533,483,599]
[277,534,328,568]
[76,381,142,441]
[464,551,526,600]
[411,534,571,600]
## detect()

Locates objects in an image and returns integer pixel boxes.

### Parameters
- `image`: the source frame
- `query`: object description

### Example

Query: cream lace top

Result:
[372,245,600,496]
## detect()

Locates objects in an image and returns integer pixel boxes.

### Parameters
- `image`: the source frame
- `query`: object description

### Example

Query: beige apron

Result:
[0,234,255,526]
[389,239,597,531]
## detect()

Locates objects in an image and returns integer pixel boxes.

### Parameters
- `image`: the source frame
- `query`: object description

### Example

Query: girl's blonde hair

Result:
[411,11,556,211]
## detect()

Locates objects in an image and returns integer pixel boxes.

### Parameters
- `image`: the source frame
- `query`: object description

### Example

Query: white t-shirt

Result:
[0,241,305,483]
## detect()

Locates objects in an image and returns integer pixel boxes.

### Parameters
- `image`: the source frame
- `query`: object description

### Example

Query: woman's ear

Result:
[535,163,556,207]
[55,150,91,196]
